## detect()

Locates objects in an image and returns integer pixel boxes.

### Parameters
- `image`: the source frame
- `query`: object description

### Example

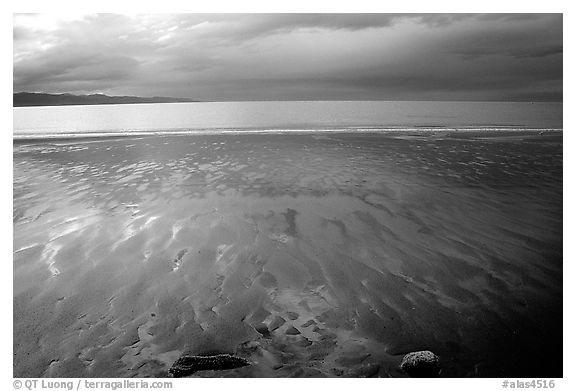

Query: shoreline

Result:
[12,127,563,143]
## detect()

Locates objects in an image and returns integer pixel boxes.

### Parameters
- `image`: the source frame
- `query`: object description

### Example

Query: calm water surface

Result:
[14,101,563,136]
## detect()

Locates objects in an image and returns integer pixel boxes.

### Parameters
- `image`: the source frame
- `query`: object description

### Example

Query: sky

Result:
[13,13,563,101]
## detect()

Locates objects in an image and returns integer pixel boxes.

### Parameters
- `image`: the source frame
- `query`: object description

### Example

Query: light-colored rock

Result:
[400,350,440,377]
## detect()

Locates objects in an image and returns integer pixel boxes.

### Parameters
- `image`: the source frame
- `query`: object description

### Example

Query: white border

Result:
[3,3,572,390]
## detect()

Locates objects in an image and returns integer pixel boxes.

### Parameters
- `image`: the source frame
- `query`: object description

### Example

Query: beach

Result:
[13,130,563,378]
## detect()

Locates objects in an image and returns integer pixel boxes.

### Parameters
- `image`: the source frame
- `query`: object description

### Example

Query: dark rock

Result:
[169,354,250,378]
[400,350,440,377]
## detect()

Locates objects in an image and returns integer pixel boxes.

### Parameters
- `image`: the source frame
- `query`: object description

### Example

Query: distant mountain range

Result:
[13,92,198,107]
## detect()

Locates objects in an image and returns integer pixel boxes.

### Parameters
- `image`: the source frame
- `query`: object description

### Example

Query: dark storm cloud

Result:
[13,13,563,101]
[154,13,475,43]
[14,48,140,93]
[442,14,562,59]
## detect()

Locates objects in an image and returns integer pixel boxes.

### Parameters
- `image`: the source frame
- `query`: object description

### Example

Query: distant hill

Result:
[13,92,198,107]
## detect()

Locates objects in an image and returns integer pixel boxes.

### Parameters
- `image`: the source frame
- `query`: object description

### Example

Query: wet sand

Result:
[13,130,562,377]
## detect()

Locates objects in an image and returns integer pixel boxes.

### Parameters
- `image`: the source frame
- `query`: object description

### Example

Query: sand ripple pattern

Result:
[13,131,562,377]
